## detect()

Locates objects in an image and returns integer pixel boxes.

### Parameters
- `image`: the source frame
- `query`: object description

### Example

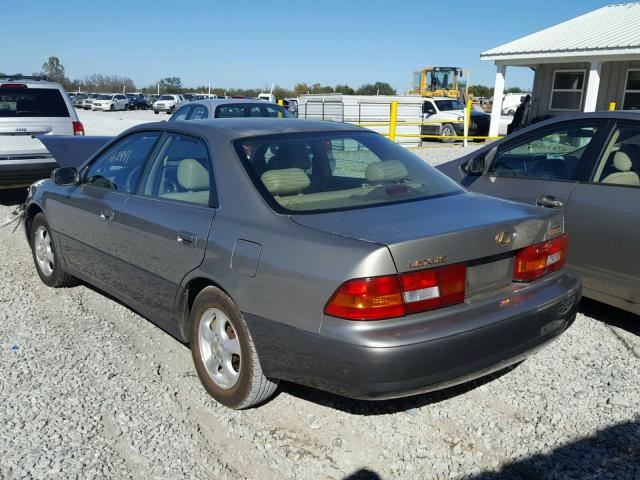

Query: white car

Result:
[501,93,528,116]
[91,94,128,111]
[0,75,83,189]
[153,94,184,114]
[421,97,491,142]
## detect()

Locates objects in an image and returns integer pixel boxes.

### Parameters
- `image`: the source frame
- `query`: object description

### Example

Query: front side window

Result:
[137,133,212,205]
[623,70,640,110]
[489,122,601,181]
[593,125,640,187]
[435,100,465,111]
[550,70,585,111]
[234,131,462,213]
[83,132,161,192]
[172,105,191,121]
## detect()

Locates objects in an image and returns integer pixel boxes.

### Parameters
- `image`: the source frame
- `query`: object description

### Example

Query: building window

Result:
[550,70,585,111]
[623,69,640,110]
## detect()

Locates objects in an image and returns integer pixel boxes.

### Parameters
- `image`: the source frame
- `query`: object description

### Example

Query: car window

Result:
[215,103,292,118]
[0,87,70,117]
[172,105,191,121]
[137,133,213,206]
[83,132,161,192]
[234,131,462,213]
[593,124,640,187]
[489,122,602,181]
[189,105,208,120]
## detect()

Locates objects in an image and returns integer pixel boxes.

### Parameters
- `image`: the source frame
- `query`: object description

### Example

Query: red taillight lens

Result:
[72,121,84,136]
[324,275,405,320]
[324,263,466,321]
[401,263,466,313]
[514,234,567,282]
[1,83,27,89]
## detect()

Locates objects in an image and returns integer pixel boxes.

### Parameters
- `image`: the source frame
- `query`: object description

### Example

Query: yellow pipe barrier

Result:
[609,102,616,111]
[463,100,472,148]
[388,101,398,142]
[396,133,501,140]
[277,99,284,106]
[353,120,464,127]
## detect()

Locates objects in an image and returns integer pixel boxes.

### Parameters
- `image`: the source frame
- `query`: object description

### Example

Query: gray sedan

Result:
[25,119,580,408]
[169,98,294,122]
[438,111,640,316]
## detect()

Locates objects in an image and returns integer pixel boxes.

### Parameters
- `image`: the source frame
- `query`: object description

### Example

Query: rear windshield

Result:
[0,88,69,117]
[234,131,462,213]
[216,103,293,118]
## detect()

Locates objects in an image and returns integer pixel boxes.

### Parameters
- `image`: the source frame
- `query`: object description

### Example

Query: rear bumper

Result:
[0,158,57,188]
[245,271,581,400]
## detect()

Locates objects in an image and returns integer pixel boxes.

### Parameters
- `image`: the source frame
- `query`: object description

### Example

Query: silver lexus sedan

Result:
[25,119,580,409]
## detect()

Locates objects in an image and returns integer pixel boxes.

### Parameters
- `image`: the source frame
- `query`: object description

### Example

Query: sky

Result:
[2,0,617,93]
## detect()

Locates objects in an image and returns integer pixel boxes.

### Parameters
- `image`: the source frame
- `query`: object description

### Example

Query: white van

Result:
[502,93,528,115]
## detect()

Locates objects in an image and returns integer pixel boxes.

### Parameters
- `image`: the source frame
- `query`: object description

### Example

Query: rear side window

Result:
[0,88,69,117]
[215,103,293,118]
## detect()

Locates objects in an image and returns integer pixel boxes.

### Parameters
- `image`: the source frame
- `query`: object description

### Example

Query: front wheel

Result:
[110,104,115,111]
[440,123,458,143]
[30,213,77,288]
[154,110,159,114]
[190,286,278,409]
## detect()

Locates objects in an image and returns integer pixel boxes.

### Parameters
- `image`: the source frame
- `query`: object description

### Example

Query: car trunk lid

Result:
[292,191,563,296]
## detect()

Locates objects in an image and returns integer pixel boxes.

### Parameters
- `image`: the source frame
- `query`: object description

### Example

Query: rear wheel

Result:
[190,286,278,409]
[154,110,159,114]
[30,213,77,288]
[110,104,115,111]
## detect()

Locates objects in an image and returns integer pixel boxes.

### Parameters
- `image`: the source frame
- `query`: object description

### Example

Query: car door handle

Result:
[177,231,196,246]
[536,195,563,208]
[100,210,115,221]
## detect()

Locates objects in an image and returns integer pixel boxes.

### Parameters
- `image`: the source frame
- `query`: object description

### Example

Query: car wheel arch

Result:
[25,203,44,245]
[176,276,235,344]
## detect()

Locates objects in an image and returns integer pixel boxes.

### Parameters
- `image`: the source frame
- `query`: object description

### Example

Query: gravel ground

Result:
[0,111,638,479]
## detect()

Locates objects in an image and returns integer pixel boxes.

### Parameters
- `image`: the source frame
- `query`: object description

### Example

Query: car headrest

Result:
[613,151,632,172]
[261,168,310,195]
[365,160,408,183]
[177,159,209,191]
[268,143,311,170]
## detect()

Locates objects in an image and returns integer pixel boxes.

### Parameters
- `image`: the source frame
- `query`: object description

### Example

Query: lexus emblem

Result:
[495,231,512,247]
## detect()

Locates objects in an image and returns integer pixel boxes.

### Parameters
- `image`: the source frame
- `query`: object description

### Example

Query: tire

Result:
[154,110,159,114]
[110,104,115,111]
[30,213,77,288]
[507,109,515,116]
[190,286,278,409]
[441,123,458,143]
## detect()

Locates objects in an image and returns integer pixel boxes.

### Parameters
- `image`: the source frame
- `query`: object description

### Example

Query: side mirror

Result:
[52,166,79,186]
[462,155,485,175]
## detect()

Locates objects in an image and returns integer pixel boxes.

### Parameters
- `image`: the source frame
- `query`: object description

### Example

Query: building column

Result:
[583,61,602,112]
[489,63,506,137]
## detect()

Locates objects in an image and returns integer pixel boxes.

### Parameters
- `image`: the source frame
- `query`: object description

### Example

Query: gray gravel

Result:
[0,145,639,479]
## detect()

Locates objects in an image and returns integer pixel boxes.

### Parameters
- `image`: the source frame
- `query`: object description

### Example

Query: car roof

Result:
[186,99,283,108]
[127,118,367,141]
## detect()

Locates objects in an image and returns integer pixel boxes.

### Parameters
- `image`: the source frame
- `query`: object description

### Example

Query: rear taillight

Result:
[1,83,27,89]
[72,121,84,136]
[400,263,466,313]
[514,234,567,282]
[324,263,466,321]
[324,275,405,321]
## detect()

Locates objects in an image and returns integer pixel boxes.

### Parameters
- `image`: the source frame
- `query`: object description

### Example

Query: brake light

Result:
[72,121,84,136]
[514,234,567,282]
[324,275,405,320]
[1,83,27,89]
[400,263,466,313]
[324,263,466,321]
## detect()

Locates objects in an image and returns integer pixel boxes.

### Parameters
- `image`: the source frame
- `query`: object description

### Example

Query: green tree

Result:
[293,83,310,95]
[356,82,396,95]
[506,86,526,93]
[41,56,66,82]
[469,84,493,98]
[334,84,355,95]
[158,77,182,93]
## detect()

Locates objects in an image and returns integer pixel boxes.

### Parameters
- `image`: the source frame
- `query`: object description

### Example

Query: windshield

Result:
[0,88,69,118]
[97,95,112,100]
[435,100,465,111]
[234,131,462,214]
[216,103,294,118]
[158,95,173,100]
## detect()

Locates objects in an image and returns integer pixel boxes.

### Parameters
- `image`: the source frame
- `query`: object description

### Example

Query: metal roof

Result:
[482,3,640,61]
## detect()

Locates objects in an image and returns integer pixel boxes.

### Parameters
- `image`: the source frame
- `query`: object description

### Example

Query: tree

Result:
[469,84,493,98]
[310,83,334,94]
[334,84,355,95]
[41,56,66,82]
[293,83,310,95]
[506,87,526,93]
[158,77,182,93]
[356,82,396,95]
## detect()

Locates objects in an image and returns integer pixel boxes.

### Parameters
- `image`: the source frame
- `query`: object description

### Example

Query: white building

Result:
[482,2,640,136]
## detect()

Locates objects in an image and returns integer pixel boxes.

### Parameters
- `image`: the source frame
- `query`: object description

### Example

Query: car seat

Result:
[601,151,640,186]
